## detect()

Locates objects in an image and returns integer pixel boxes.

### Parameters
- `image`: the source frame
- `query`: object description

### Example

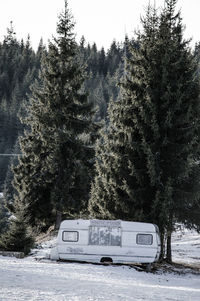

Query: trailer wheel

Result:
[100,257,113,263]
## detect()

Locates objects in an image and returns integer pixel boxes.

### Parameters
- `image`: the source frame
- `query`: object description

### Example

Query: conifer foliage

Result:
[89,0,200,261]
[0,216,34,255]
[0,22,40,189]
[0,200,34,255]
[13,0,96,228]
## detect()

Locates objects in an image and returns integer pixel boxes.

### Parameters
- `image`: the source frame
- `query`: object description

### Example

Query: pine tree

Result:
[0,200,34,255]
[89,6,159,222]
[13,0,97,229]
[89,0,200,262]
[0,194,9,235]
[149,0,200,261]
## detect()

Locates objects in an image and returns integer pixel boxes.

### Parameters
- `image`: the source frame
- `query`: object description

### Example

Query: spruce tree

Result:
[13,0,97,229]
[89,6,159,222]
[89,0,200,262]
[0,200,34,255]
[0,194,9,235]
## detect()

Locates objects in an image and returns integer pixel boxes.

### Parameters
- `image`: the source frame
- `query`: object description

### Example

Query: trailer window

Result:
[136,234,153,245]
[89,226,121,246]
[62,231,79,242]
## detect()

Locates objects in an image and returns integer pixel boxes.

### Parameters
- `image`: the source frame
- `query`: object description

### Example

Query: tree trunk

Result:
[166,231,172,263]
[55,211,62,230]
[159,231,165,261]
[166,211,173,263]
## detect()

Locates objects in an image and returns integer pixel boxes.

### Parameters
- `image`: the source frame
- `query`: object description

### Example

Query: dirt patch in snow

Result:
[152,262,200,275]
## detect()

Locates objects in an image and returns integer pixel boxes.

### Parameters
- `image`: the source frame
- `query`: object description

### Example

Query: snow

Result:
[172,225,200,266]
[0,227,200,301]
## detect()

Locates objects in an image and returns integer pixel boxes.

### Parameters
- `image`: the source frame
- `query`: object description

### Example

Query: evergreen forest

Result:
[0,0,200,262]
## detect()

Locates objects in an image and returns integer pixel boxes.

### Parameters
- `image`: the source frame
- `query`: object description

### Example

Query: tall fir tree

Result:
[0,193,9,235]
[13,0,97,229]
[89,0,200,262]
[0,198,34,255]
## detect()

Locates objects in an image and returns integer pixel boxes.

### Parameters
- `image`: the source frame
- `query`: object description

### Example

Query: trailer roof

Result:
[59,219,157,232]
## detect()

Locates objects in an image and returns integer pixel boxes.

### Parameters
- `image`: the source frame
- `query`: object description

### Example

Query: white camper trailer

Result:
[51,219,161,265]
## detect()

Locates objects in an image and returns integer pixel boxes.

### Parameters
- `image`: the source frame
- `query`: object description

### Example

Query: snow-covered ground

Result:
[0,227,200,301]
[172,226,200,267]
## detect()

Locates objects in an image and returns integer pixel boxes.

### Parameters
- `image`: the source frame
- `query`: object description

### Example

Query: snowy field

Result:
[172,226,200,267]
[0,227,200,301]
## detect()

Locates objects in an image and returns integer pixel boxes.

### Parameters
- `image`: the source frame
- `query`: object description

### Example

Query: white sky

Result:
[0,0,199,51]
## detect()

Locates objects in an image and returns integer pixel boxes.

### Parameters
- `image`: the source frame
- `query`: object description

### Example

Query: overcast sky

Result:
[0,0,199,51]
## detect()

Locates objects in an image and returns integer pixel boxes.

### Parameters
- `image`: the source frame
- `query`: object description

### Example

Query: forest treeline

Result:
[0,0,200,262]
[0,23,123,190]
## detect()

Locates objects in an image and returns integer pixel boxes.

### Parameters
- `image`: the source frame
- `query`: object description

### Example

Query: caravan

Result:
[51,219,161,265]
